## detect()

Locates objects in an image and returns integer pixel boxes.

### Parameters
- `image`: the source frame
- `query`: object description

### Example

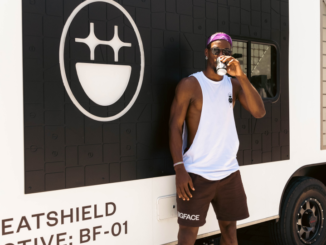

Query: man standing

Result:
[168,33,266,245]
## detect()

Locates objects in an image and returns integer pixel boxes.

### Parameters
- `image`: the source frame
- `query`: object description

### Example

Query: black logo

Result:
[228,93,233,104]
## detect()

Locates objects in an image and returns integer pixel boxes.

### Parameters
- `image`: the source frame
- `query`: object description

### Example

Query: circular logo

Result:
[59,0,145,122]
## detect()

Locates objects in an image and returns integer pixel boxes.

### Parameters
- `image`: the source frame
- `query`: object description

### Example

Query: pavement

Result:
[195,221,274,245]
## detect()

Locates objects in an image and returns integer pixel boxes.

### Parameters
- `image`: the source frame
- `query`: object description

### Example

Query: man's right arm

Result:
[169,77,195,201]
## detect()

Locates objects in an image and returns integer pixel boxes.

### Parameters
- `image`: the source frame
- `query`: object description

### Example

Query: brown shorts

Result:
[177,170,249,227]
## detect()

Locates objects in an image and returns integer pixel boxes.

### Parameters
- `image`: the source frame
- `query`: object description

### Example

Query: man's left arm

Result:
[220,55,266,119]
[234,75,266,118]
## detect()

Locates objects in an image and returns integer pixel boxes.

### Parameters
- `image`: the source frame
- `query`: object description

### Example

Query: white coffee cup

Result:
[216,57,227,76]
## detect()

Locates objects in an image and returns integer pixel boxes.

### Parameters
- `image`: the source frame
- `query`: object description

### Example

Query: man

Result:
[168,33,266,245]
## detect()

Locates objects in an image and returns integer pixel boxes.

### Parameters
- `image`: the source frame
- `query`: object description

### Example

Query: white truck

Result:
[0,0,325,244]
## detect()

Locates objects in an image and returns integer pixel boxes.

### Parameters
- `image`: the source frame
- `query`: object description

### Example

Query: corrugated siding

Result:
[322,2,326,149]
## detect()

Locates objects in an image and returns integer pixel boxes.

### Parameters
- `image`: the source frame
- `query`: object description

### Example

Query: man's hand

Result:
[220,54,266,119]
[175,164,195,201]
[219,55,244,77]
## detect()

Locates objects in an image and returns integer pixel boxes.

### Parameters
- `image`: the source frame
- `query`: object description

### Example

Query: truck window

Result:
[233,41,248,76]
[251,43,277,98]
[233,41,277,99]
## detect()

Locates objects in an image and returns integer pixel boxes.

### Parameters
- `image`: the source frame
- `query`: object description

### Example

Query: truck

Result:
[0,0,325,244]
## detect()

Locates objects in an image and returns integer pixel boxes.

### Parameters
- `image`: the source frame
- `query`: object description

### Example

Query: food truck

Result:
[0,0,325,244]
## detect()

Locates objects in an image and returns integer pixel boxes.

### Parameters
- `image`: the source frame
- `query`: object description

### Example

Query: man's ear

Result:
[204,48,208,58]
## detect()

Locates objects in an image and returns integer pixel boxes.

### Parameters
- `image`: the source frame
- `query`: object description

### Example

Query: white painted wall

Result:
[0,0,323,244]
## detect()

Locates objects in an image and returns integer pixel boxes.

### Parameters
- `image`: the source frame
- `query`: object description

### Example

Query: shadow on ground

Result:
[195,220,274,245]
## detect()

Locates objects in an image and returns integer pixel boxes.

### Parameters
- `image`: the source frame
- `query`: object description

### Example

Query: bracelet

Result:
[173,162,184,167]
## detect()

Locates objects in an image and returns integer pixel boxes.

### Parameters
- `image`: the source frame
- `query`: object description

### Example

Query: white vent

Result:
[157,195,177,220]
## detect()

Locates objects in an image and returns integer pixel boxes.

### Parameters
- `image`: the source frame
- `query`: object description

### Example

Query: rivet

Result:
[126,145,131,150]
[52,133,58,139]
[242,125,246,129]
[265,19,268,23]
[30,145,38,152]
[29,46,35,52]
[255,140,259,144]
[88,152,93,158]
[29,112,36,118]
[198,25,202,30]
[126,129,131,134]
[30,0,35,4]
[222,21,226,25]
[52,151,58,157]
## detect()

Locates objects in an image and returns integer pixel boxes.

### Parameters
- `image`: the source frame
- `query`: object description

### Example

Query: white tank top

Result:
[182,71,240,180]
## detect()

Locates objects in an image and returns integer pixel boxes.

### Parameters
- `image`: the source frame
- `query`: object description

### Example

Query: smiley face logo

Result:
[59,0,144,122]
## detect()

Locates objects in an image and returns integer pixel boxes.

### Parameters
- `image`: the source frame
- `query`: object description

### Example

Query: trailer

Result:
[0,0,325,244]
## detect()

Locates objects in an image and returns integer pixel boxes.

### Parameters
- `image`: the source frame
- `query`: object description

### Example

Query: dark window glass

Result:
[232,41,277,99]
[233,41,248,75]
[251,43,277,98]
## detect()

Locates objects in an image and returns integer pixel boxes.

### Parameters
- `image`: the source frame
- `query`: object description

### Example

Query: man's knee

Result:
[178,225,199,245]
[219,220,236,233]
[218,220,237,243]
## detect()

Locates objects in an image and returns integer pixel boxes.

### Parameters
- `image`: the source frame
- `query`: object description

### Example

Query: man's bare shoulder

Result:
[231,77,242,97]
[176,76,200,94]
[231,77,240,87]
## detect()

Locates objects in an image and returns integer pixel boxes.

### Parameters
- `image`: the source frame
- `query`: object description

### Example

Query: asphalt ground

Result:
[195,220,274,245]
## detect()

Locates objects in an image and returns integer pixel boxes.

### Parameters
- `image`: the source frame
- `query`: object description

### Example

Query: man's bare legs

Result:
[218,220,238,245]
[178,225,199,245]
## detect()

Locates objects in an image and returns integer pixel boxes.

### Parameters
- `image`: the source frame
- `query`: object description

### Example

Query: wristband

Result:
[173,162,184,167]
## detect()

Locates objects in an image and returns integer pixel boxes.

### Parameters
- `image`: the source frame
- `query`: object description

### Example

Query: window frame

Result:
[232,38,280,102]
